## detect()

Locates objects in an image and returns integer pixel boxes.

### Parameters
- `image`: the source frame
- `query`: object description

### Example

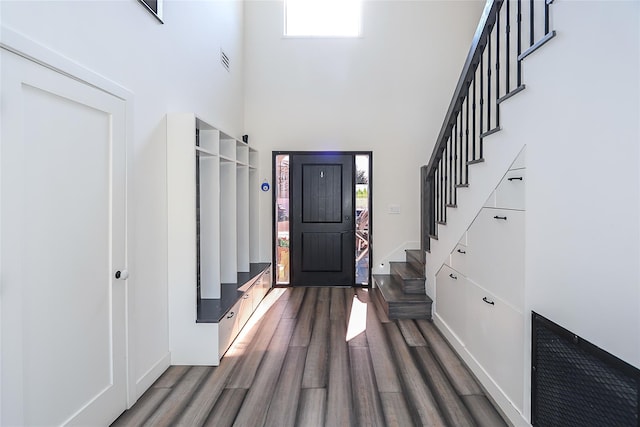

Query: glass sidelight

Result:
[275,155,290,284]
[355,154,370,285]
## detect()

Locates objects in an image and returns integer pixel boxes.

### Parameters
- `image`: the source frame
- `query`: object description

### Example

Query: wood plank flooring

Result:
[112,287,508,427]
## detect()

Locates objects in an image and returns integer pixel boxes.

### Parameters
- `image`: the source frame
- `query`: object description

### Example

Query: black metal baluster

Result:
[506,0,511,93]
[479,54,484,146]
[545,0,550,35]
[465,86,470,184]
[495,12,501,126]
[452,123,457,204]
[439,162,443,223]
[448,135,453,206]
[517,0,522,86]
[459,110,463,186]
[487,34,492,131]
[472,77,477,161]
[435,166,439,224]
[440,157,445,222]
[442,147,446,219]
[530,0,535,46]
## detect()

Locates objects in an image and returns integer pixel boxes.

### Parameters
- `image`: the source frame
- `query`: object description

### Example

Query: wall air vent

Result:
[532,312,640,426]
[220,49,230,72]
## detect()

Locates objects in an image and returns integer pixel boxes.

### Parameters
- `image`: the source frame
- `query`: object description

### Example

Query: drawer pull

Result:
[243,294,250,299]
[457,249,466,254]
[508,176,523,181]
[482,297,495,305]
[494,215,508,220]
[449,273,457,280]
[226,311,235,319]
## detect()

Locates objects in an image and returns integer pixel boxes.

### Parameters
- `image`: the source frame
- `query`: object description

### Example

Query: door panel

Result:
[290,154,354,286]
[1,49,127,426]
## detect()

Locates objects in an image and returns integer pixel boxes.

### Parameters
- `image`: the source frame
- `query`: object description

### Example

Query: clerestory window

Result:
[284,0,362,37]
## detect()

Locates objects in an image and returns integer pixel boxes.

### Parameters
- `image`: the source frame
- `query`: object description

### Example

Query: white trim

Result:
[1,25,138,408]
[133,352,171,404]
[0,26,133,101]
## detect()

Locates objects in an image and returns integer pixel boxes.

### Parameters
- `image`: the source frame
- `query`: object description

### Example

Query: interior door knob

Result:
[115,270,129,280]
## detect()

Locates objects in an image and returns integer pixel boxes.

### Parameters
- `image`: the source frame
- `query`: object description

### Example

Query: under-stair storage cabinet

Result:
[167,113,268,366]
[436,151,526,412]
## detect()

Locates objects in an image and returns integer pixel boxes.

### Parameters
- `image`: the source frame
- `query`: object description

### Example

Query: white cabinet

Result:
[449,243,468,274]
[167,113,267,365]
[436,265,468,343]
[494,169,525,210]
[465,208,524,309]
[218,300,241,358]
[464,283,524,410]
[435,149,526,412]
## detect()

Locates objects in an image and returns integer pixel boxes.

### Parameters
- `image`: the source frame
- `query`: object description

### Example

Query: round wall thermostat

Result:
[261,181,270,192]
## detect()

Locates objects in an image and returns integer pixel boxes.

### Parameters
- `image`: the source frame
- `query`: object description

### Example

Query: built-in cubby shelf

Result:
[167,113,268,366]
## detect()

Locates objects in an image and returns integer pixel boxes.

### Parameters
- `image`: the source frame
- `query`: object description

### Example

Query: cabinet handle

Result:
[449,273,457,280]
[457,249,466,254]
[226,311,235,319]
[482,297,495,305]
[494,215,508,220]
[508,177,523,181]
[243,294,250,299]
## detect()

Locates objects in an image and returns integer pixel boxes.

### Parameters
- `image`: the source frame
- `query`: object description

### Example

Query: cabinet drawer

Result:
[253,268,271,310]
[238,289,254,331]
[465,208,524,309]
[219,299,241,358]
[495,169,525,210]
[449,243,468,275]
[464,283,524,410]
[436,265,467,344]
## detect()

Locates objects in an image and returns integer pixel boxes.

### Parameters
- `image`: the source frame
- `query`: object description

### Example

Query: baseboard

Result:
[433,314,530,427]
[130,352,171,407]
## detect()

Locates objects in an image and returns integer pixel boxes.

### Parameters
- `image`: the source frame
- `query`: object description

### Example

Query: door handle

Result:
[115,269,129,280]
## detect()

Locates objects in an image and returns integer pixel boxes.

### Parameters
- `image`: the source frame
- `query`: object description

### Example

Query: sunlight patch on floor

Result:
[346,292,368,341]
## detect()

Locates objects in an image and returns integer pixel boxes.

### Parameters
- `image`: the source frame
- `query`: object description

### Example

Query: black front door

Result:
[290,153,355,286]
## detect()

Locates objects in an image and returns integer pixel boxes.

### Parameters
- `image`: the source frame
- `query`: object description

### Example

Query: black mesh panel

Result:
[532,313,639,426]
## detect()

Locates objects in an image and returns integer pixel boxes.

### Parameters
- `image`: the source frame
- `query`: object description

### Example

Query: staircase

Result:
[374,0,557,321]
[372,249,432,319]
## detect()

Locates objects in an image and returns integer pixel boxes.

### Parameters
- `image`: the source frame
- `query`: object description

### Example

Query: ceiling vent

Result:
[220,50,230,72]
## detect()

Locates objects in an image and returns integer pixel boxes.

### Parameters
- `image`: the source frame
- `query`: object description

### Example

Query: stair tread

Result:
[373,275,432,303]
[390,262,424,281]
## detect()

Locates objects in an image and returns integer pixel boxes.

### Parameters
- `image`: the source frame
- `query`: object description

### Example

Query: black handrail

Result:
[425,0,503,175]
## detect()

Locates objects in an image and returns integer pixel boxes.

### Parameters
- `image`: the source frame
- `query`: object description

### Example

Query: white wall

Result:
[518,0,640,370]
[243,0,485,269]
[1,0,245,402]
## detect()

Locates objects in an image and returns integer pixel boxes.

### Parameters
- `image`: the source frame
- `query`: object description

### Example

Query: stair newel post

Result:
[421,166,435,252]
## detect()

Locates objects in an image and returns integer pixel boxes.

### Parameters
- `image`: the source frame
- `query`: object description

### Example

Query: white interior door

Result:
[1,48,128,426]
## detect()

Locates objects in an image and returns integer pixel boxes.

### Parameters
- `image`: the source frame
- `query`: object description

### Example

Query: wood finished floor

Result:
[112,287,508,427]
